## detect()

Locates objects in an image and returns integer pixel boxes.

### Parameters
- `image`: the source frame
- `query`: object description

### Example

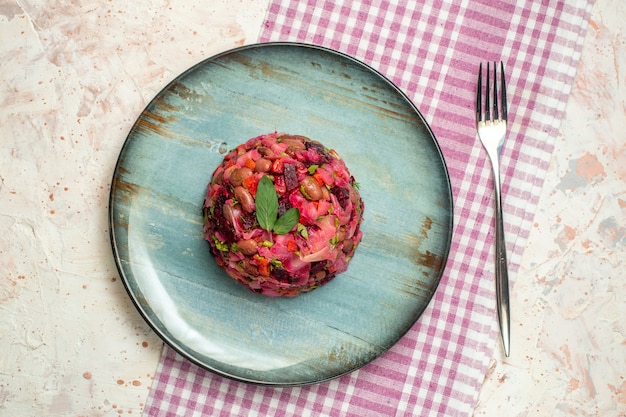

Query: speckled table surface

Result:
[0,0,624,416]
[473,1,626,415]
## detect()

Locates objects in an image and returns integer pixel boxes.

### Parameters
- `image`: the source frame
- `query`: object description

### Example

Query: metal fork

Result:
[476,62,510,357]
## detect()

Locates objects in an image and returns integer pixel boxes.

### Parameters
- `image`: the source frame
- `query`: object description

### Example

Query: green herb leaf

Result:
[273,207,300,234]
[255,175,300,235]
[307,164,319,175]
[255,175,278,231]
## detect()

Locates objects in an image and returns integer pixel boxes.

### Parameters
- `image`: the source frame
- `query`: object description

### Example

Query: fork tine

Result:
[500,61,507,121]
[476,63,483,124]
[485,62,491,122]
[493,61,499,121]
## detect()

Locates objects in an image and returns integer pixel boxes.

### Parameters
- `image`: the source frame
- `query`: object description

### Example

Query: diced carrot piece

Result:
[258,263,270,277]
[254,255,270,276]
[287,239,298,252]
[313,171,325,185]
[244,158,256,170]
[243,175,258,195]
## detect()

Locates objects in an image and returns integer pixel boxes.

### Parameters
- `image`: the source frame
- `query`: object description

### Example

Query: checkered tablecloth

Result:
[142,1,594,416]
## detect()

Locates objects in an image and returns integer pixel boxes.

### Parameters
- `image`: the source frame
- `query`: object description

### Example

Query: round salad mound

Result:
[202,132,364,297]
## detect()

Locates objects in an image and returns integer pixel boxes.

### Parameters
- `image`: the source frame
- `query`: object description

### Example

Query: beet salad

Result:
[202,132,364,297]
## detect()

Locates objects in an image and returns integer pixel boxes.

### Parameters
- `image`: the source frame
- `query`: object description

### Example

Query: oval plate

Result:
[109,42,453,386]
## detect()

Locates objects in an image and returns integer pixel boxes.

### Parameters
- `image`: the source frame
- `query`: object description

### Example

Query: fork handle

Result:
[493,169,511,357]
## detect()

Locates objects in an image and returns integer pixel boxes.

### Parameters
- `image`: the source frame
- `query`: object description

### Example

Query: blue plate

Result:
[109,42,453,386]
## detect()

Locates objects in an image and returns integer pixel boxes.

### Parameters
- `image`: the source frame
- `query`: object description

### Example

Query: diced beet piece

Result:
[332,186,350,209]
[240,212,257,230]
[213,214,235,243]
[284,163,299,192]
[310,261,326,275]
[277,199,293,217]
[305,141,325,152]
[271,267,291,283]
[305,141,331,163]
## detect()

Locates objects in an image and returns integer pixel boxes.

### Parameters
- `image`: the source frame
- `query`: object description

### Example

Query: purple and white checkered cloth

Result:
[143,1,594,416]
